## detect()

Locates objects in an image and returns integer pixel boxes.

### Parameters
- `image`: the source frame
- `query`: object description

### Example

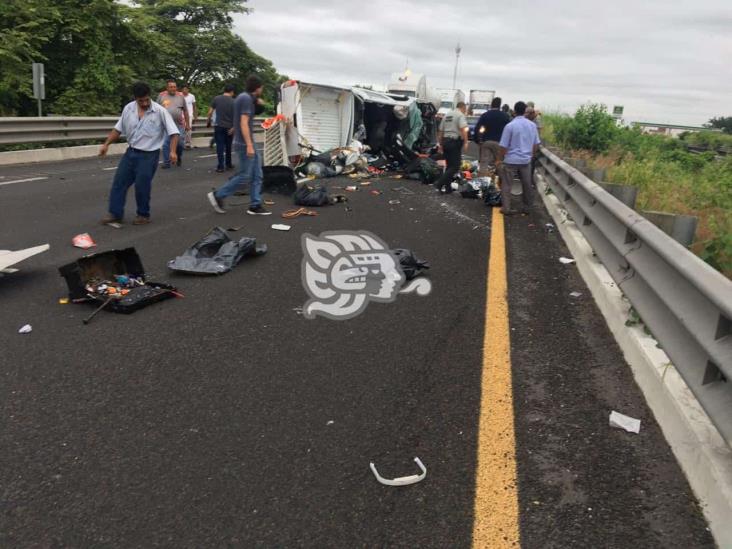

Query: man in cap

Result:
[434,101,469,193]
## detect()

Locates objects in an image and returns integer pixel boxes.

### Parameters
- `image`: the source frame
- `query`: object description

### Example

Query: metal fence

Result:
[0,116,265,145]
[537,146,732,447]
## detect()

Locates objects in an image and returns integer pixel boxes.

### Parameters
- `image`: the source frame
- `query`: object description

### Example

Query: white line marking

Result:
[197,154,217,158]
[0,176,49,187]
[103,167,117,171]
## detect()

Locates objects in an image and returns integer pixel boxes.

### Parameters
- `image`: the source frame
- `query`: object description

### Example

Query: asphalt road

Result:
[0,148,714,547]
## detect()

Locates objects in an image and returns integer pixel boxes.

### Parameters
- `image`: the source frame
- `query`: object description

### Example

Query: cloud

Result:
[234,0,731,125]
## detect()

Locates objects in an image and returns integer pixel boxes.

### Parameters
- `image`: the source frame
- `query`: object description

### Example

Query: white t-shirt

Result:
[183,93,196,118]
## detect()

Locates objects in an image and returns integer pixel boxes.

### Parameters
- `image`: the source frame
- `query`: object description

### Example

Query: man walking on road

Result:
[181,85,197,149]
[473,96,510,170]
[207,75,271,216]
[98,82,180,225]
[207,83,236,172]
[496,101,541,215]
[434,101,469,193]
[157,79,189,168]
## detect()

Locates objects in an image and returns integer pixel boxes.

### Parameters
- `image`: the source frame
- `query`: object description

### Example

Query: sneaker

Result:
[132,216,150,225]
[247,205,272,216]
[207,191,226,214]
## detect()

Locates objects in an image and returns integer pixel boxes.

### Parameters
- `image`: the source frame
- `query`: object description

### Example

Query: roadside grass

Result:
[541,111,731,278]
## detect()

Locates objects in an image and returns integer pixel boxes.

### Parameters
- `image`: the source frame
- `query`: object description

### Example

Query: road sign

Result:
[32,63,45,100]
[32,63,45,117]
[612,105,624,117]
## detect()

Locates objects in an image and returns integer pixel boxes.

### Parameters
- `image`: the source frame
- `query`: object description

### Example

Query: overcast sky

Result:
[234,0,731,126]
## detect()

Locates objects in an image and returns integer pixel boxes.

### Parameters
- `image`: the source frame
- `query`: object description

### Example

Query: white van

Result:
[266,80,438,167]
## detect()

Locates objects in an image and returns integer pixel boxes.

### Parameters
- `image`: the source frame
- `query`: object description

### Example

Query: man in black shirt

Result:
[473,96,510,170]
[207,84,236,172]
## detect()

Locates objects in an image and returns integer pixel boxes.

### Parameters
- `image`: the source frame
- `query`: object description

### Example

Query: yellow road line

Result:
[472,211,520,548]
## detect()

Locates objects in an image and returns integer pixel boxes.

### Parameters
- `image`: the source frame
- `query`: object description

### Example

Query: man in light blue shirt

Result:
[99,81,180,225]
[497,101,541,215]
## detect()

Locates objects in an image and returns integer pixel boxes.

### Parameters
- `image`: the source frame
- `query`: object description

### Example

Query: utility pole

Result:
[32,63,45,117]
[452,43,461,90]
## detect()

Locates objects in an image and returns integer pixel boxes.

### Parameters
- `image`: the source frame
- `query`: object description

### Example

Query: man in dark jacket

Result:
[473,96,510,170]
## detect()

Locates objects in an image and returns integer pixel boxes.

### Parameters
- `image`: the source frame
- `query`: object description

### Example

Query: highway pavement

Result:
[0,148,715,547]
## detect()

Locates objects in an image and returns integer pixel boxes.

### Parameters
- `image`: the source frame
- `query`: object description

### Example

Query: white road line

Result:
[0,176,49,187]
[197,154,217,158]
[103,167,117,171]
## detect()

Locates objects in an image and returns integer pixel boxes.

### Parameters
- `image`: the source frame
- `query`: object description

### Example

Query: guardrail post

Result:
[641,210,699,248]
[599,182,638,209]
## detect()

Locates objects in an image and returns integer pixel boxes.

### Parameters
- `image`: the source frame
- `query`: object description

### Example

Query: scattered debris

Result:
[271,224,291,231]
[392,186,415,195]
[294,184,331,206]
[227,226,244,232]
[360,181,371,186]
[106,222,123,229]
[393,249,430,280]
[18,324,32,334]
[326,420,335,426]
[264,200,276,206]
[569,291,583,298]
[345,185,358,192]
[370,190,382,196]
[388,199,401,205]
[609,411,641,434]
[72,233,96,249]
[58,297,69,304]
[559,257,576,264]
[282,208,318,219]
[168,227,267,275]
[370,457,427,486]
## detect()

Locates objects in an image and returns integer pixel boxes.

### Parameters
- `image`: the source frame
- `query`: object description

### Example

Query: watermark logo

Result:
[301,230,431,320]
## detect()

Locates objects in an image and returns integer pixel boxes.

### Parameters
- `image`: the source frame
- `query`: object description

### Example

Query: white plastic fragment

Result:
[609,411,641,434]
[559,257,576,264]
[370,457,427,486]
[271,224,291,231]
[569,291,583,298]
[18,324,32,334]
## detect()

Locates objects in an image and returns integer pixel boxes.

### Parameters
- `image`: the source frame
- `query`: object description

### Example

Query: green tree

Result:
[705,116,732,134]
[554,103,619,153]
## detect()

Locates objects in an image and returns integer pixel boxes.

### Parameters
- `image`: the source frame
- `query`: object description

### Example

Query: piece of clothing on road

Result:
[499,115,541,165]
[108,148,159,220]
[232,92,257,151]
[113,101,179,152]
[498,162,534,213]
[210,94,235,129]
[439,108,468,139]
[213,147,263,207]
[473,108,510,144]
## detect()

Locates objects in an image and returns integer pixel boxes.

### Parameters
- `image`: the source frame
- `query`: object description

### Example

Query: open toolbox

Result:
[59,247,179,317]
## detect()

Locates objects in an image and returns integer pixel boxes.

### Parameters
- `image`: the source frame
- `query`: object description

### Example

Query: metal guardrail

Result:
[537,145,732,447]
[0,117,265,145]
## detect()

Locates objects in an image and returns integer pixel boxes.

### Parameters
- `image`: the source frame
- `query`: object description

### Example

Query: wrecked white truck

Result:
[263,80,438,172]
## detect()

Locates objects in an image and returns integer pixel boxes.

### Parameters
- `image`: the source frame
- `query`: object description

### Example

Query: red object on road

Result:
[72,233,97,249]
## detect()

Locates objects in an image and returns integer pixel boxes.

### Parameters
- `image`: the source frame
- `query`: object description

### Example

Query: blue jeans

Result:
[214,147,262,206]
[214,126,233,170]
[162,125,184,166]
[108,148,159,219]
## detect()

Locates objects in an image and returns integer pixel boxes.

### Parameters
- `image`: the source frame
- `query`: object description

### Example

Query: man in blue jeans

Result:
[207,75,271,216]
[99,82,180,225]
[207,83,235,172]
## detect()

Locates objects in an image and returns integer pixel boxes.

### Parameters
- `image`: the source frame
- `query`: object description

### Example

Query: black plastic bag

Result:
[392,248,430,280]
[405,157,441,185]
[168,227,267,275]
[294,184,330,207]
[484,185,502,207]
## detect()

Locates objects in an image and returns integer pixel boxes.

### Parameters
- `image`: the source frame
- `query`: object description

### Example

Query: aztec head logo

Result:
[301,231,431,320]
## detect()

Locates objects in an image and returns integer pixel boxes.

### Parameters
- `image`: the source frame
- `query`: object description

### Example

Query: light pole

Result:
[452,43,461,90]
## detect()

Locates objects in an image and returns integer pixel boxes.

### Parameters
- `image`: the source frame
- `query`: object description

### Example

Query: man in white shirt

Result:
[182,85,197,149]
[98,81,180,225]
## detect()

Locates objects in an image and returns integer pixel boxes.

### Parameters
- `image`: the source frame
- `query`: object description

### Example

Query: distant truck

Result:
[387,72,427,100]
[435,88,466,116]
[468,89,496,116]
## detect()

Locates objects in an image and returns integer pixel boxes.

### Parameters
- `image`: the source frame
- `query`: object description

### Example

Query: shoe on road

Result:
[132,216,150,225]
[247,205,272,216]
[99,214,122,225]
[207,191,226,214]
